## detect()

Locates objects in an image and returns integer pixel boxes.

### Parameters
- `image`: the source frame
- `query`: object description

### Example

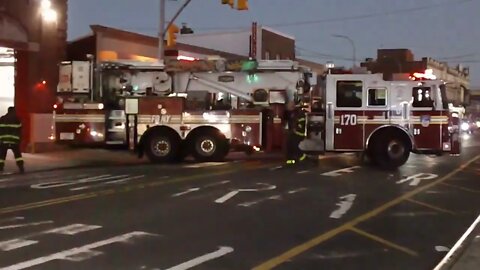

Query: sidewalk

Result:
[2,148,146,174]
[435,215,480,270]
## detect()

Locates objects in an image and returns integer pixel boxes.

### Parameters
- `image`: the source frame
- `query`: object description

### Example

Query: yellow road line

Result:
[0,163,269,215]
[252,154,480,270]
[406,198,456,215]
[349,226,418,257]
[440,182,480,194]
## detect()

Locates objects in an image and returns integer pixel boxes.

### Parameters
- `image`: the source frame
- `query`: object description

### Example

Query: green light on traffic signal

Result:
[241,60,257,71]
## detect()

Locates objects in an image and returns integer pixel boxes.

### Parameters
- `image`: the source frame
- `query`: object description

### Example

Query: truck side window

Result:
[368,88,387,106]
[412,87,434,108]
[337,80,363,108]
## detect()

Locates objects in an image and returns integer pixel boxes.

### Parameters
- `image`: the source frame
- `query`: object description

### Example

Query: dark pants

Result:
[286,133,304,162]
[0,143,24,172]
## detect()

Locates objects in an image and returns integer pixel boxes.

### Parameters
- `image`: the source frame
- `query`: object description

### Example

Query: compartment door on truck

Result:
[325,78,365,151]
[410,85,442,150]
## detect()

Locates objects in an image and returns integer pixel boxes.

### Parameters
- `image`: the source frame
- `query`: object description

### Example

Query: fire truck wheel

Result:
[145,133,180,163]
[192,132,228,162]
[373,135,410,169]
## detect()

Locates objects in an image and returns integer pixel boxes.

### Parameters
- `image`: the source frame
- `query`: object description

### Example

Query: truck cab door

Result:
[410,85,443,151]
[325,77,365,151]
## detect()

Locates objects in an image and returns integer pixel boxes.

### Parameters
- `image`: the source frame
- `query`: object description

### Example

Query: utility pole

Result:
[158,0,166,61]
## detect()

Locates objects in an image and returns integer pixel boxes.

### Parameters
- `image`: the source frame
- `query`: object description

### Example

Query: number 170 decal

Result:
[340,114,357,126]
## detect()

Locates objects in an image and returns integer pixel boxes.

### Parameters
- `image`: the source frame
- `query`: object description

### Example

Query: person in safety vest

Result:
[285,101,307,165]
[0,107,24,173]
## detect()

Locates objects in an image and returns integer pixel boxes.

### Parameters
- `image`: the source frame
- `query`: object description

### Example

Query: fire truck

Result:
[53,58,314,162]
[54,59,459,168]
[303,71,460,168]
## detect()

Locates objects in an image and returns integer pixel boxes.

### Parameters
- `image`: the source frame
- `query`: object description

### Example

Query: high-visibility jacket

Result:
[287,108,307,137]
[0,112,22,145]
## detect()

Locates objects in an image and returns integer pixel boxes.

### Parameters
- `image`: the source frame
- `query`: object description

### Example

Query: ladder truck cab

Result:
[303,71,460,169]
[53,58,316,163]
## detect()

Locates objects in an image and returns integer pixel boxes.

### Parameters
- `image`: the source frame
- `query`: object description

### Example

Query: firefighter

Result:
[285,100,307,165]
[0,107,24,173]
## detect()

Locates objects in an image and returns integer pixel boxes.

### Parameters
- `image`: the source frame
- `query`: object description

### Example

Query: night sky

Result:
[68,0,479,86]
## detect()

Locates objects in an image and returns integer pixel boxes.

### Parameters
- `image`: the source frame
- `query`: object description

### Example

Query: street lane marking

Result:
[252,154,480,270]
[45,224,102,235]
[171,180,230,198]
[0,220,53,230]
[0,239,38,251]
[321,166,361,177]
[349,227,418,257]
[435,246,450,252]
[215,183,276,204]
[329,194,356,219]
[0,178,14,183]
[297,170,310,174]
[30,174,114,189]
[237,188,307,208]
[172,188,200,197]
[165,246,234,270]
[0,162,272,215]
[0,223,102,252]
[0,217,24,224]
[440,182,480,194]
[269,166,283,171]
[396,173,438,186]
[0,231,156,270]
[405,198,456,215]
[69,175,145,191]
[183,162,227,168]
[287,188,308,194]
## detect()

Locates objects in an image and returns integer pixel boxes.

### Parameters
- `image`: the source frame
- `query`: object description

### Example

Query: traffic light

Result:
[237,0,248,10]
[221,0,234,8]
[166,23,179,47]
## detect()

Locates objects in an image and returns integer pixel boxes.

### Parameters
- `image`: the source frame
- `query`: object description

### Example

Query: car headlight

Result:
[461,122,469,131]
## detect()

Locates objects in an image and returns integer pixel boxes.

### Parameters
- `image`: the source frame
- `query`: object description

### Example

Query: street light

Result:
[40,0,57,23]
[332,34,356,68]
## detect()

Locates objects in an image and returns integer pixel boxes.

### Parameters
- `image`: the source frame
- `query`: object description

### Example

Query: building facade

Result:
[177,24,295,61]
[361,49,470,106]
[0,0,68,152]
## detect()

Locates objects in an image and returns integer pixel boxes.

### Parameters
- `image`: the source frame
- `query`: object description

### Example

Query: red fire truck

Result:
[54,59,459,168]
[303,71,460,168]
[53,58,314,162]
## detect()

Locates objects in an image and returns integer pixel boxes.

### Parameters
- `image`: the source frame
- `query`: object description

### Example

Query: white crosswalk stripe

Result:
[0,223,102,252]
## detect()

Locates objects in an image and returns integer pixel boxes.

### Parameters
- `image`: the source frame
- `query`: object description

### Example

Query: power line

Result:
[196,0,472,31]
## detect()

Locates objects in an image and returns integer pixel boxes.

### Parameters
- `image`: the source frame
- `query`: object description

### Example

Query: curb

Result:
[434,214,480,270]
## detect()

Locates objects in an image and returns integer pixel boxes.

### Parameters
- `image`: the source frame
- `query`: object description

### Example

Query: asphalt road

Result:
[0,133,479,270]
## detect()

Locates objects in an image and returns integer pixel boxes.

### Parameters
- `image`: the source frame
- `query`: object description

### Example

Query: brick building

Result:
[361,49,470,106]
[0,0,68,152]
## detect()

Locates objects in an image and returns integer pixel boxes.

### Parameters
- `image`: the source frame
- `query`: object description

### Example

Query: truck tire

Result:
[191,131,228,162]
[145,133,180,163]
[373,134,410,169]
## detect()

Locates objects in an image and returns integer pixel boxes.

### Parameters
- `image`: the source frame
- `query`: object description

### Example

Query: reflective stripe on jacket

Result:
[0,114,22,144]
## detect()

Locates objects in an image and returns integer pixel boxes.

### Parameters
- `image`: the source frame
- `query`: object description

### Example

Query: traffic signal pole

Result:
[158,0,166,61]
[158,0,193,61]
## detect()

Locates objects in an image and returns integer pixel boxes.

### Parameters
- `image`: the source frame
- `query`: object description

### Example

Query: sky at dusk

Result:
[68,0,479,86]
